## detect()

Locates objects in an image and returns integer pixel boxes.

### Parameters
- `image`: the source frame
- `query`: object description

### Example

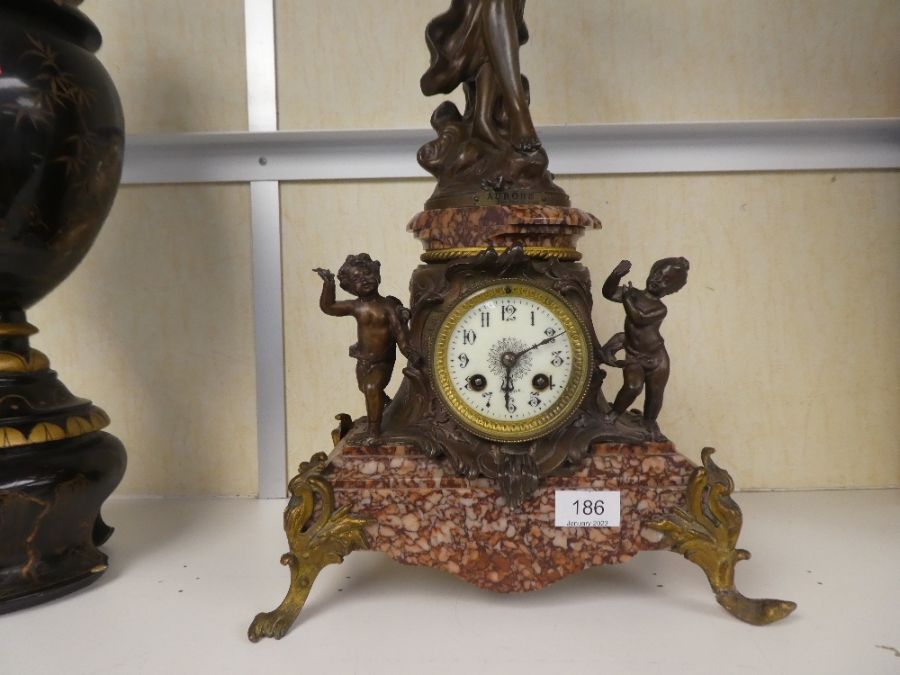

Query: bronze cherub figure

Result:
[314,254,421,440]
[600,257,690,440]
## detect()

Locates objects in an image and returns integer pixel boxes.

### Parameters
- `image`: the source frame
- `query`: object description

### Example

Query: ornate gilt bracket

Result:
[649,447,797,626]
[248,451,371,642]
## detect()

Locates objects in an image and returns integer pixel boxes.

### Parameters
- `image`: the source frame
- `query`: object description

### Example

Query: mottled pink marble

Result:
[327,441,693,592]
[407,205,601,252]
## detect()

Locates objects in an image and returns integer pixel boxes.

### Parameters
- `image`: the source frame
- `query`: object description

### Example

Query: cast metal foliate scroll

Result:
[248,452,371,642]
[649,448,796,625]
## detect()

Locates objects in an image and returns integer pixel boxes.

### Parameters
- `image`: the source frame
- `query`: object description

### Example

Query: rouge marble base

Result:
[249,434,799,642]
[327,440,693,592]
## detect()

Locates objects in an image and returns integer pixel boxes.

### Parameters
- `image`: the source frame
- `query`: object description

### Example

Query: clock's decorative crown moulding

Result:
[408,204,600,261]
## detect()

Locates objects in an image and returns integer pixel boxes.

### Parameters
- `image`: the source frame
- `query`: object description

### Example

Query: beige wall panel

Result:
[29,186,258,496]
[283,172,900,490]
[569,171,900,489]
[276,0,900,130]
[83,0,248,133]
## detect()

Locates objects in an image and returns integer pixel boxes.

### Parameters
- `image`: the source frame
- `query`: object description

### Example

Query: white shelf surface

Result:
[1,489,898,674]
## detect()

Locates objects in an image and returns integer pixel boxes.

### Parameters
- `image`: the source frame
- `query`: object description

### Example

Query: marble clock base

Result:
[249,423,797,642]
[328,439,693,592]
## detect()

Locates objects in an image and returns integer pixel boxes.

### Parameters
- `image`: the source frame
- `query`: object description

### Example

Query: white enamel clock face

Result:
[431,281,592,443]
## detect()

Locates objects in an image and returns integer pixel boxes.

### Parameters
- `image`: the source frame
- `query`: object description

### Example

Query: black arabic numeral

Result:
[572,499,605,516]
[458,353,470,368]
[501,304,517,321]
[462,329,476,345]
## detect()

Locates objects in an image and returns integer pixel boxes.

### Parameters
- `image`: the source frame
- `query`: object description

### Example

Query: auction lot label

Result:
[554,490,621,527]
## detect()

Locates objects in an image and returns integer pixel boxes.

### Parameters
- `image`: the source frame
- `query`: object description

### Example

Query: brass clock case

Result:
[431,280,593,443]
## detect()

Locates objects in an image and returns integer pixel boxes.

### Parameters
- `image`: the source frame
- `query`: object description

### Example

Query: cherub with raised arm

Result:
[600,257,690,440]
[314,254,421,440]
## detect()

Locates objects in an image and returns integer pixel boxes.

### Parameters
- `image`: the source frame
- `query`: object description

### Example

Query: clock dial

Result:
[432,282,591,442]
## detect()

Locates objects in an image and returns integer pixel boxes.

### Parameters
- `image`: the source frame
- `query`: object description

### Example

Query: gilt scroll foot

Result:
[648,447,796,626]
[714,589,797,626]
[248,452,371,642]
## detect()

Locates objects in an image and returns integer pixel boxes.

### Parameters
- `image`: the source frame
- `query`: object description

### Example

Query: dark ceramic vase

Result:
[0,0,126,613]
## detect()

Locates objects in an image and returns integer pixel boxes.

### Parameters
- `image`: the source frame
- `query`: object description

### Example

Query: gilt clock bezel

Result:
[430,279,593,443]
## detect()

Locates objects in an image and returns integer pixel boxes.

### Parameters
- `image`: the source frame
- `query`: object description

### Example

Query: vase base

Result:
[0,561,107,615]
[0,431,126,614]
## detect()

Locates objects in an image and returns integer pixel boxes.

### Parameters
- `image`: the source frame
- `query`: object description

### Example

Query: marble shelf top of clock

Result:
[325,439,694,592]
[407,204,601,250]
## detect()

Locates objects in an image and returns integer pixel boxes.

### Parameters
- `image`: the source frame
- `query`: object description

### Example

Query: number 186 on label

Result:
[554,490,621,528]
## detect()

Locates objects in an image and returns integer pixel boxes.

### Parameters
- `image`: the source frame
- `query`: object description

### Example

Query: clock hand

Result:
[500,363,513,410]
[513,330,567,360]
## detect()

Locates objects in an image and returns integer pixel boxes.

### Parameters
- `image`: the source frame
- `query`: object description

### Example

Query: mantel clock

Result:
[249,0,795,642]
